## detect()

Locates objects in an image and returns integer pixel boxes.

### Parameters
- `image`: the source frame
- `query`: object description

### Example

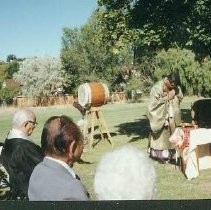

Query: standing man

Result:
[147,72,183,163]
[1,109,44,199]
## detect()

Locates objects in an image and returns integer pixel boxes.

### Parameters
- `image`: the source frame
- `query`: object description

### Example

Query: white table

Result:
[170,128,211,180]
[185,128,211,180]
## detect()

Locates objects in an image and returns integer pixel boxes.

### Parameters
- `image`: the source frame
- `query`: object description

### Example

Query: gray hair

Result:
[94,144,156,200]
[12,109,35,127]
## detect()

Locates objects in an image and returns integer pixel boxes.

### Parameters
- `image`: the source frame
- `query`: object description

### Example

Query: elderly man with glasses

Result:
[1,109,44,200]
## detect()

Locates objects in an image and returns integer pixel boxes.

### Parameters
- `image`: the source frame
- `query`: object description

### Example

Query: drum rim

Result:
[102,83,109,104]
[102,83,109,97]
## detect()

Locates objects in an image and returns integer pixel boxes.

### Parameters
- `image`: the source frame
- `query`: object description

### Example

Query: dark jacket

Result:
[1,138,44,199]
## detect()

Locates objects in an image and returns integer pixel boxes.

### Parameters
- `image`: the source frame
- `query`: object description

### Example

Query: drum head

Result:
[78,83,91,107]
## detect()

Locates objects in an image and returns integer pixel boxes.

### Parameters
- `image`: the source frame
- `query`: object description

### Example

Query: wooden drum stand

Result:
[83,106,113,149]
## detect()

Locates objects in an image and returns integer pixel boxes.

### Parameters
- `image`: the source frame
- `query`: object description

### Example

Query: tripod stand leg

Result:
[97,109,113,146]
[82,111,88,144]
[89,110,95,148]
[84,107,113,149]
[95,111,105,141]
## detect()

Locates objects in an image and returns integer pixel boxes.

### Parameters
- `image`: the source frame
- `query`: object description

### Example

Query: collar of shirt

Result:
[45,156,76,179]
[7,128,32,142]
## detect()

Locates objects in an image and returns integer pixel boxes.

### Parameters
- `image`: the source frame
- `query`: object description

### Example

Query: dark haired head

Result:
[167,71,181,86]
[41,115,83,158]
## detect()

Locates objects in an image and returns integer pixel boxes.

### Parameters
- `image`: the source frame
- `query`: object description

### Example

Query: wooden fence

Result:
[10,92,128,108]
[15,95,75,107]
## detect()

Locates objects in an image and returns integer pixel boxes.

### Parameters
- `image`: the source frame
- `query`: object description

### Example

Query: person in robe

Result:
[147,72,183,163]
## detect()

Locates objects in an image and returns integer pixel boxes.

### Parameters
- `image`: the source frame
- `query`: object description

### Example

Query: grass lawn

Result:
[1,96,211,200]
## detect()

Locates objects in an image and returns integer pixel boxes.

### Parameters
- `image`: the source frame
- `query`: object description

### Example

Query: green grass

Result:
[1,97,211,200]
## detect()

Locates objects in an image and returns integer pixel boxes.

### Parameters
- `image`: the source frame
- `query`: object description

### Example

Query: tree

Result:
[0,61,20,104]
[6,54,17,63]
[153,48,200,95]
[13,56,65,97]
[0,61,7,86]
[6,60,19,79]
[186,0,211,60]
[97,0,211,59]
[61,12,134,93]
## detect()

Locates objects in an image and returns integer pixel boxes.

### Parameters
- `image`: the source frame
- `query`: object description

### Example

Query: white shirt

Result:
[45,156,76,179]
[7,128,33,142]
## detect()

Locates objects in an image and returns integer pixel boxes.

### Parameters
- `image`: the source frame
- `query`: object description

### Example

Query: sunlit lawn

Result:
[1,96,211,200]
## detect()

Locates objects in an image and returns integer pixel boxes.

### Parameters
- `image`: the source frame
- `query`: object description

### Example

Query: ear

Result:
[69,141,77,155]
[68,141,77,165]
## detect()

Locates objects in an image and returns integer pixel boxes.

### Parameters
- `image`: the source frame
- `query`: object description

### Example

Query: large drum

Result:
[78,82,109,107]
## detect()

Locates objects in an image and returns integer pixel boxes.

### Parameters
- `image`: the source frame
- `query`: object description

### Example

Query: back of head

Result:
[94,145,156,200]
[12,109,35,127]
[41,115,83,157]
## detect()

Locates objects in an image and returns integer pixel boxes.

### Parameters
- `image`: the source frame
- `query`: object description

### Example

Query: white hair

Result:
[94,144,156,200]
[12,109,35,127]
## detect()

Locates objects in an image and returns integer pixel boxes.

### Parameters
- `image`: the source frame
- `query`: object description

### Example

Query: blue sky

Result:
[0,0,97,61]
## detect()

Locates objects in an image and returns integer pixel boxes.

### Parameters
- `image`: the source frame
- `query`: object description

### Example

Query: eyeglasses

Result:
[27,121,38,126]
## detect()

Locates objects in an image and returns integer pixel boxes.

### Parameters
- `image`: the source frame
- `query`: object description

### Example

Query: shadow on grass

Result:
[115,109,192,143]
[115,115,150,143]
[85,109,191,145]
[87,127,117,139]
[93,132,117,140]
[86,125,118,147]
[92,132,117,148]
[77,158,93,165]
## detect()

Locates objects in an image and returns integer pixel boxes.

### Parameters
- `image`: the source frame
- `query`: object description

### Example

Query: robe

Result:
[147,79,183,151]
